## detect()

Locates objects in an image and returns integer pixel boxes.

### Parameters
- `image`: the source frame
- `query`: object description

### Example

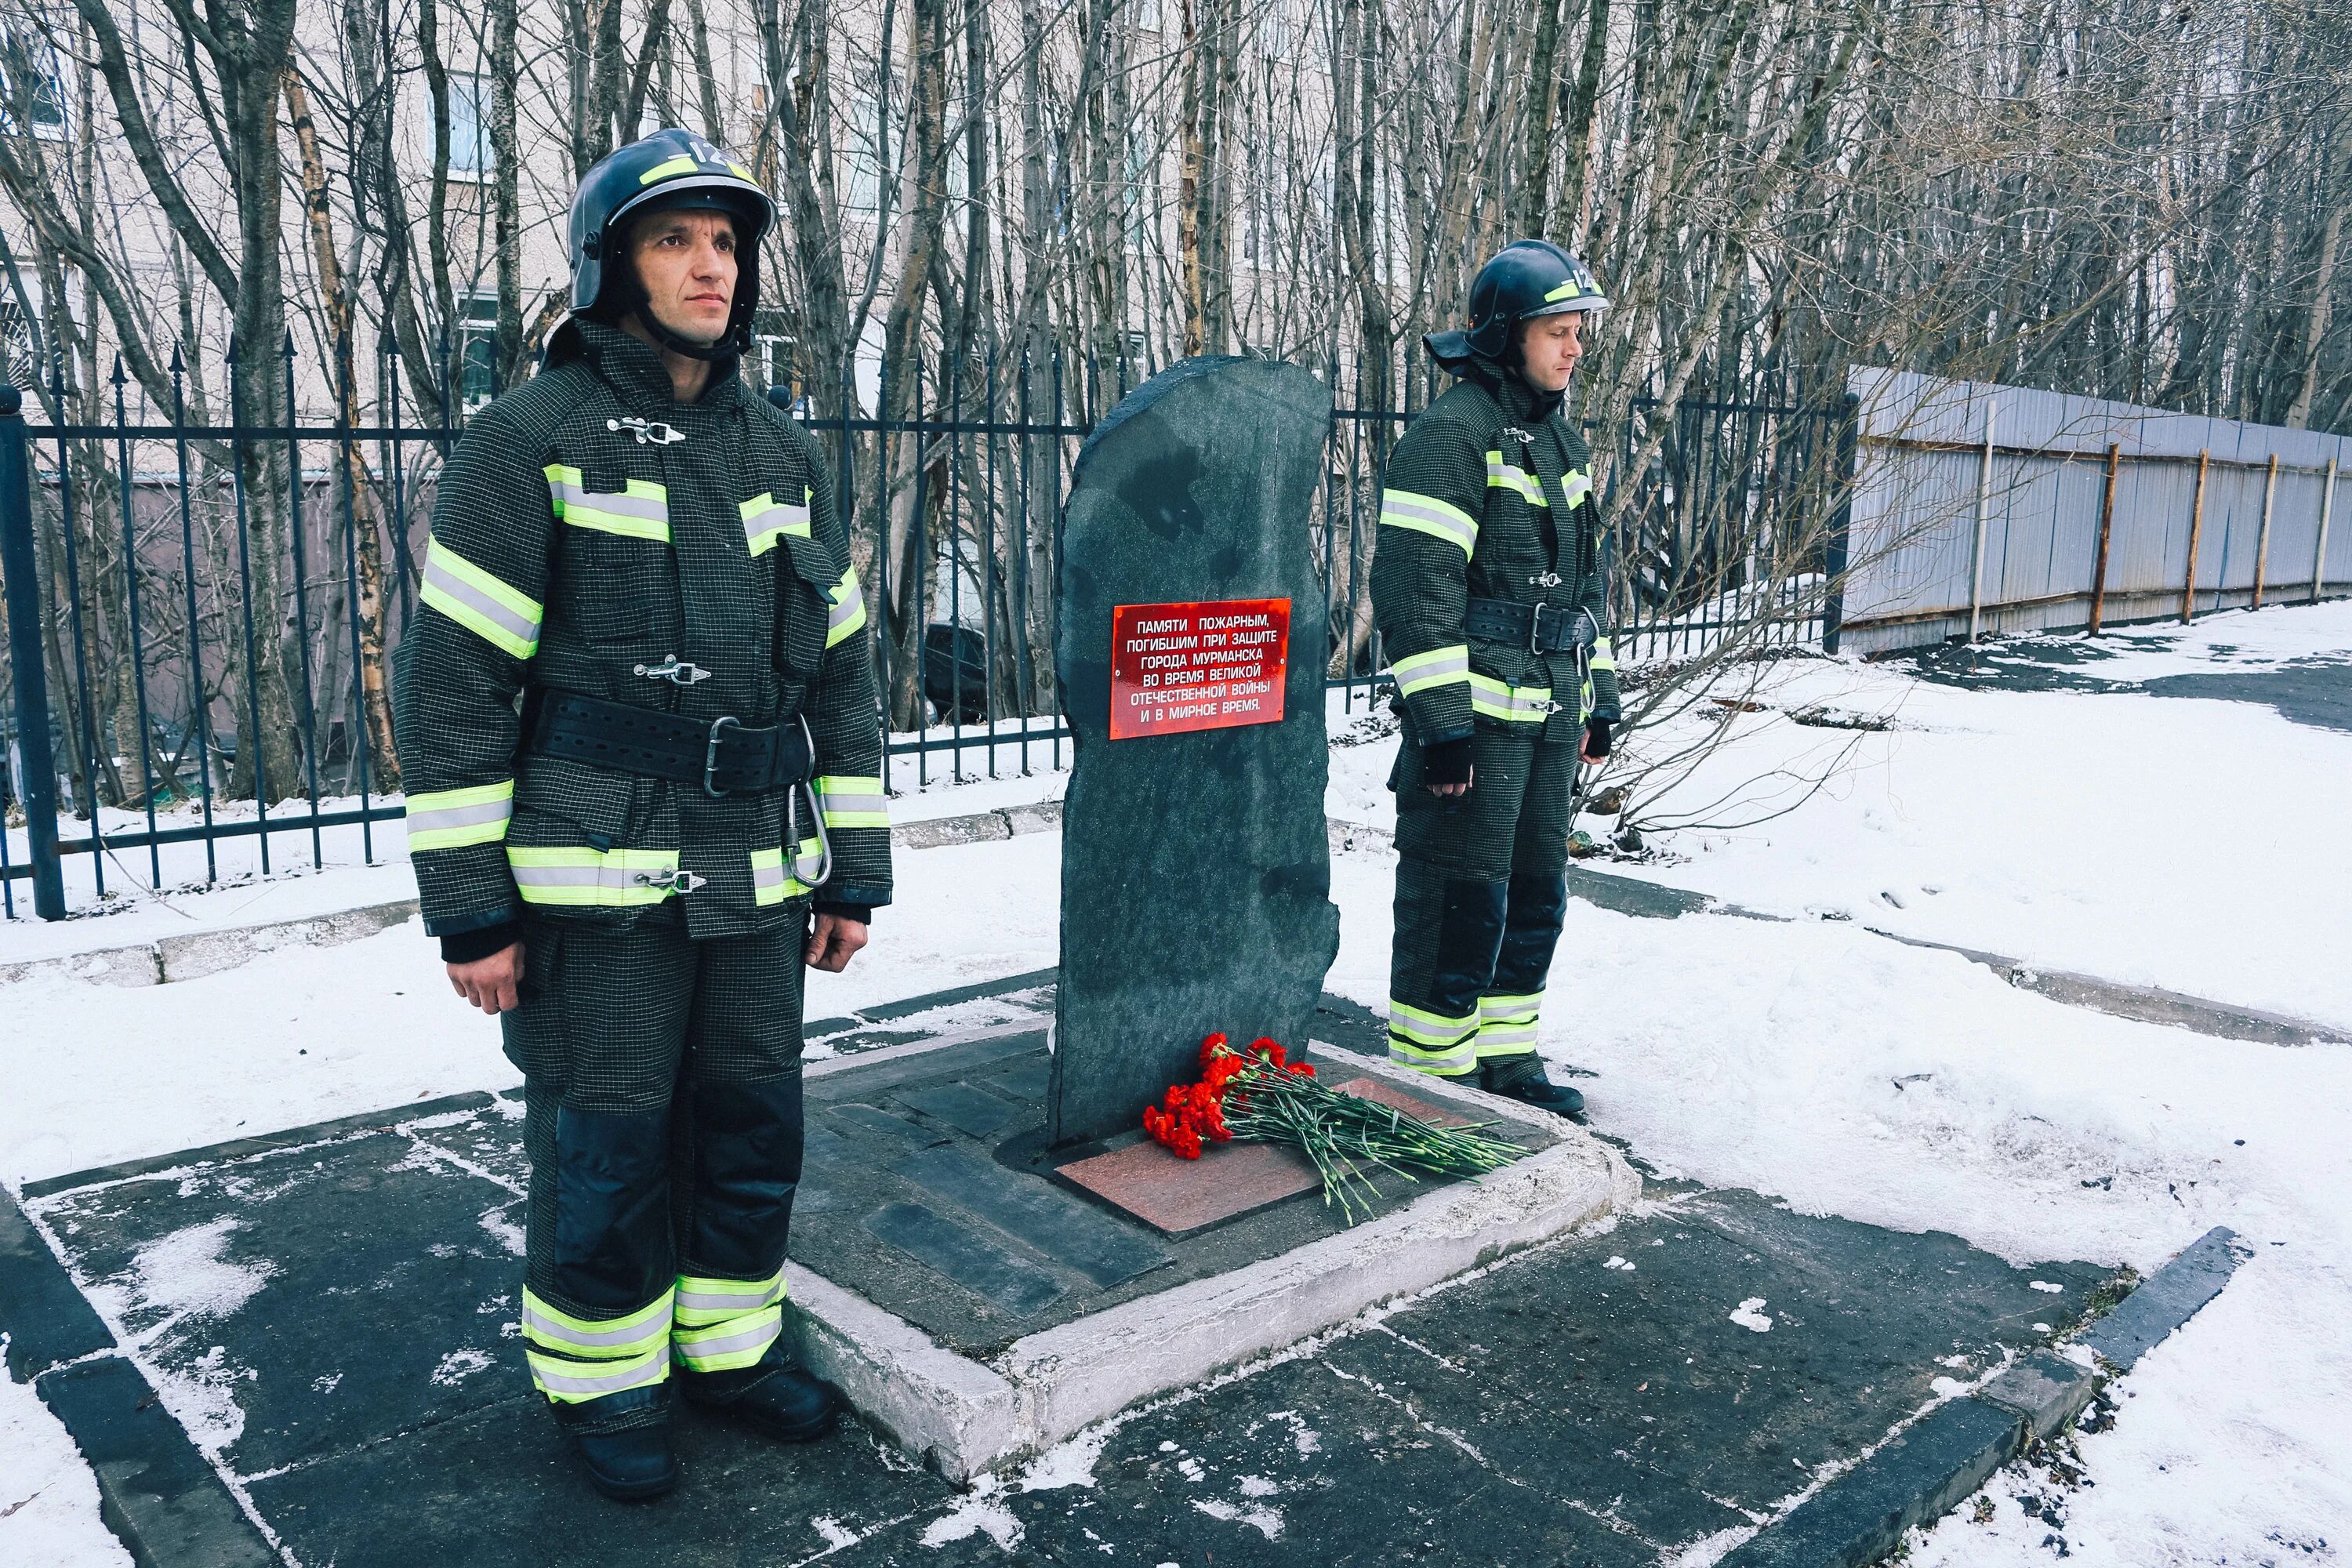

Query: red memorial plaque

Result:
[1109,598,1290,740]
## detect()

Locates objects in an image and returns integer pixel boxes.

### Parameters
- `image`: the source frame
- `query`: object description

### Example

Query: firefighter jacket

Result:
[1370,354,1621,750]
[394,319,891,944]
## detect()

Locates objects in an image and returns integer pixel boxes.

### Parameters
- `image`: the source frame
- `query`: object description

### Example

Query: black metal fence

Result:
[0,342,1846,920]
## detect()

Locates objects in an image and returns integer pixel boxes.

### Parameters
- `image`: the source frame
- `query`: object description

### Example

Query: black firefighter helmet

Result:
[1426,239,1610,371]
[561,129,776,361]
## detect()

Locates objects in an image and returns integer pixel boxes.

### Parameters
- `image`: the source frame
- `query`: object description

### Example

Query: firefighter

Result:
[1370,239,1620,1118]
[394,129,891,1501]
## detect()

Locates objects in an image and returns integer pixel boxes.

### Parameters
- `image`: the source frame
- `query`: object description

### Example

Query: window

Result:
[752,308,794,396]
[844,96,884,214]
[1123,121,1157,252]
[0,28,64,136]
[0,299,36,388]
[450,75,493,178]
[458,296,500,405]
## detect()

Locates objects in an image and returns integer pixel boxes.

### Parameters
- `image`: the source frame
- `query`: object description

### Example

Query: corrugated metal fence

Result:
[1835,368,2352,655]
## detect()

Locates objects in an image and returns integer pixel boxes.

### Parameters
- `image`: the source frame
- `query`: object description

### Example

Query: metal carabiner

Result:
[633,655,713,686]
[607,416,687,446]
[785,716,834,890]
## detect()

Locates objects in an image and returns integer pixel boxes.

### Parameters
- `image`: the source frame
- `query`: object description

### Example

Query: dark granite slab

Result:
[1051,356,1342,1144]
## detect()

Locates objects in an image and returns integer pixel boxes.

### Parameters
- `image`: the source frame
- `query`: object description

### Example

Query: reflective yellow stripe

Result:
[1379,489,1478,556]
[545,466,671,542]
[826,567,867,648]
[521,1287,674,1358]
[1390,644,1471,698]
[673,1305,782,1373]
[639,155,699,183]
[1560,467,1594,510]
[1486,452,1549,507]
[741,488,813,557]
[1544,278,1588,303]
[1480,992,1544,1023]
[674,1271,786,1329]
[1468,673,1552,724]
[419,536,542,659]
[528,1341,670,1403]
[405,779,514,851]
[508,846,682,907]
[1388,999,1479,1047]
[1588,636,1617,673]
[1388,1000,1479,1076]
[749,841,823,906]
[728,161,755,181]
[815,775,888,829]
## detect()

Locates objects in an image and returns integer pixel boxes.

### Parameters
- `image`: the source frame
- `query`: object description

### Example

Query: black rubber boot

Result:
[1478,1053,1586,1117]
[680,1347,837,1443]
[550,1384,677,1501]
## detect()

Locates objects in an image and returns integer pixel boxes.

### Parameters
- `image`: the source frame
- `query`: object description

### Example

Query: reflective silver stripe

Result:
[675,1317,781,1363]
[1477,1024,1540,1050]
[817,789,888,822]
[827,591,862,636]
[1381,495,1479,548]
[422,555,540,648]
[407,798,511,837]
[750,858,789,897]
[530,1353,668,1398]
[549,481,668,522]
[522,1303,662,1351]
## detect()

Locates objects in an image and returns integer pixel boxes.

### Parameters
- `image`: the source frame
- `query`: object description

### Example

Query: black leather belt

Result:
[1464,597,1594,655]
[524,689,814,797]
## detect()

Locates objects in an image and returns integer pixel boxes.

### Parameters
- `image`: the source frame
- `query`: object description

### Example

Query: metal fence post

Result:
[1968,400,1997,641]
[2316,458,2339,604]
[0,383,67,918]
[1820,391,1859,655]
[2181,447,2209,624]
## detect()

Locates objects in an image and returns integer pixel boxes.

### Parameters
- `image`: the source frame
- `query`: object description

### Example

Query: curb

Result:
[1716,1224,2250,1568]
[0,800,1067,993]
[1,1185,278,1568]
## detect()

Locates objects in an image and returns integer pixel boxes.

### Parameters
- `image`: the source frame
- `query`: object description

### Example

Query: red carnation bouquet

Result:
[1143,1034,1526,1222]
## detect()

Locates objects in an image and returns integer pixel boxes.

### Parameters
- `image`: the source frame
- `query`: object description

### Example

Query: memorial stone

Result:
[1051,356,1341,1145]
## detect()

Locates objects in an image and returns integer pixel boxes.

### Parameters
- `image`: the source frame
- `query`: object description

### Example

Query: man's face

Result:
[1517,312,1587,394]
[629,209,738,347]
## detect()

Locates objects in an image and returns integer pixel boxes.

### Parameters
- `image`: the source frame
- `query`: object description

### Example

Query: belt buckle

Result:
[1528,603,1555,654]
[703,715,742,797]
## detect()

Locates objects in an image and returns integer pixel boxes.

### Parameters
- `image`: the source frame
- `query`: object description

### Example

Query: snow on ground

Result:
[1329,600,2352,1031]
[0,831,1062,1191]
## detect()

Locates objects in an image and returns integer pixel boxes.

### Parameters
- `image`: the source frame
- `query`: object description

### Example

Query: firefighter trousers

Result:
[500,902,806,1405]
[1386,727,1578,1077]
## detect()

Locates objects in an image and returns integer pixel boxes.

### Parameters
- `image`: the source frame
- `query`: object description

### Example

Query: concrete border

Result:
[1,1184,279,1568]
[1716,1225,2249,1568]
[780,1049,1638,1483]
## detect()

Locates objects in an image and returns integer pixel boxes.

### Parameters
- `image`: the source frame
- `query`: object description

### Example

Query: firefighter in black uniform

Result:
[1370,241,1621,1117]
[394,130,891,1500]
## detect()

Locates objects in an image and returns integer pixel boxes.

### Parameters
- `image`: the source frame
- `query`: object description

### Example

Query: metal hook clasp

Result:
[607,416,686,445]
[632,869,707,895]
[633,655,713,686]
[1529,571,1563,589]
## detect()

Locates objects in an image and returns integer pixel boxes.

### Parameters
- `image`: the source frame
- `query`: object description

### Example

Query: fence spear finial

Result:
[110,353,125,388]
[169,341,184,377]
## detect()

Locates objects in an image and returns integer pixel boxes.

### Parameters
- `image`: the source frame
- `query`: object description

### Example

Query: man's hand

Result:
[1428,771,1473,798]
[448,941,524,1016]
[806,913,869,973]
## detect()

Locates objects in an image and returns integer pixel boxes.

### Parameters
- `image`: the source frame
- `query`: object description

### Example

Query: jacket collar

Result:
[1422,329,1563,423]
[547,315,742,412]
